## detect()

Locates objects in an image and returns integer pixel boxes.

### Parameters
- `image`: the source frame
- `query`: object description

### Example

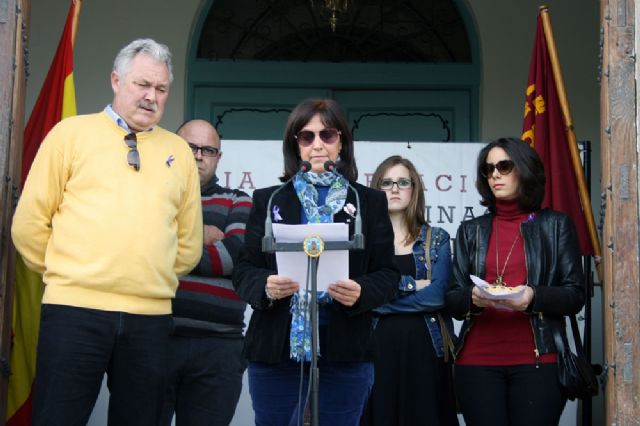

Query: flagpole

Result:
[71,0,82,48]
[539,5,602,282]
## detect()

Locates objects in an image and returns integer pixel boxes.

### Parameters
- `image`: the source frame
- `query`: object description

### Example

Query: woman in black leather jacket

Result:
[445,137,585,426]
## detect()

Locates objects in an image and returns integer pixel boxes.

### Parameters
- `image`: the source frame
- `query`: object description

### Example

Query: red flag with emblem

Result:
[522,14,594,255]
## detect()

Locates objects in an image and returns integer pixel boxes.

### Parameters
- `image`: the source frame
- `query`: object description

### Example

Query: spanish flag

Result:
[7,1,80,423]
[522,9,595,256]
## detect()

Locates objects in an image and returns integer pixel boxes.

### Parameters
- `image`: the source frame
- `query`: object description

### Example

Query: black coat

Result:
[445,208,585,356]
[233,181,399,363]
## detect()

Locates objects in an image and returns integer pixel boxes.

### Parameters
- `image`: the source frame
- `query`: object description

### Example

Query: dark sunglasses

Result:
[188,143,219,157]
[380,178,413,191]
[124,133,140,171]
[295,128,341,146]
[481,159,515,178]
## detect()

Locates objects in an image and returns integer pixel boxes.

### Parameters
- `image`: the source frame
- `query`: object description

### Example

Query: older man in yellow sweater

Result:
[11,38,203,426]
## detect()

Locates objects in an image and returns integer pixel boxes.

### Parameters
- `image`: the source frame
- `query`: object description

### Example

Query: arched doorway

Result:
[185,0,481,142]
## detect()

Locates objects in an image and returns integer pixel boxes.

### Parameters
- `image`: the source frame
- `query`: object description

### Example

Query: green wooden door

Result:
[335,89,471,142]
[192,87,329,140]
[191,85,474,142]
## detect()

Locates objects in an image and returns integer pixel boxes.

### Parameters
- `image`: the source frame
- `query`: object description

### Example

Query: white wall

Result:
[26,0,201,131]
[471,0,601,215]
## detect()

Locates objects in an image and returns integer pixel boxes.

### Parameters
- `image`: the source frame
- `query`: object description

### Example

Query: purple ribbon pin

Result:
[166,155,175,167]
[272,205,283,222]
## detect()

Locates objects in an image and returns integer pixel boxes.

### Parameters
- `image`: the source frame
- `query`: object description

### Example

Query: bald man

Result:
[163,120,253,426]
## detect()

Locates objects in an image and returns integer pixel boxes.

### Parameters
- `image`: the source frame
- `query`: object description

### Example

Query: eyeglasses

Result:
[188,143,219,157]
[481,160,515,178]
[295,128,341,146]
[380,178,413,191]
[124,133,140,171]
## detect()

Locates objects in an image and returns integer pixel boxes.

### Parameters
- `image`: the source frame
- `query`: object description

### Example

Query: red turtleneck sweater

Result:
[456,199,556,366]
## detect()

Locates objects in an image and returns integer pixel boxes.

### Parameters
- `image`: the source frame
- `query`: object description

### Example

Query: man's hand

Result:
[204,225,225,245]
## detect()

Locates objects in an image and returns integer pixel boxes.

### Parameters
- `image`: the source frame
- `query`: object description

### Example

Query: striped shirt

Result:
[172,177,252,336]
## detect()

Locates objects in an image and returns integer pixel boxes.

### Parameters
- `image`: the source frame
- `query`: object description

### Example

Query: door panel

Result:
[335,90,471,142]
[192,87,472,142]
[192,87,329,139]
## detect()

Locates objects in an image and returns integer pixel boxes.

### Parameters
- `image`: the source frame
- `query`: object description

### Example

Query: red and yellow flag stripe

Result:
[7,1,79,424]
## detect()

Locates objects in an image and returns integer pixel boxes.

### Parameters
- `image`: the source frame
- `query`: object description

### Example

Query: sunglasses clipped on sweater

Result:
[480,159,515,178]
[294,128,341,146]
[124,133,140,171]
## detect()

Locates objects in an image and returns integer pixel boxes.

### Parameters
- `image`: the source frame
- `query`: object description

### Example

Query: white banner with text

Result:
[218,140,486,236]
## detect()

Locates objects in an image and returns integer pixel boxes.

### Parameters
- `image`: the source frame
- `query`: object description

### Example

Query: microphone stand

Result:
[308,255,319,426]
[262,163,363,426]
[264,237,363,426]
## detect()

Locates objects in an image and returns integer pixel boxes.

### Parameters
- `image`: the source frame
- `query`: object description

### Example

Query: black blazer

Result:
[233,181,399,363]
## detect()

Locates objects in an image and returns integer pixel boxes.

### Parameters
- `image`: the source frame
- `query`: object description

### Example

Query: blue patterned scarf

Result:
[289,171,348,361]
[293,172,348,223]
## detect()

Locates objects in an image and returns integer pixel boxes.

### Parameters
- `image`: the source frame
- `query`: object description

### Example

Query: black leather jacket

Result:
[445,208,585,358]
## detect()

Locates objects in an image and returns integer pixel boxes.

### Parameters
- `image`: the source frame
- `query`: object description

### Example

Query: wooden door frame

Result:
[0,0,29,420]
[600,0,640,424]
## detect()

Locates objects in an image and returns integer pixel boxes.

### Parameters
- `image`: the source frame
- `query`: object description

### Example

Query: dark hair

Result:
[476,137,545,211]
[371,155,427,244]
[281,99,357,181]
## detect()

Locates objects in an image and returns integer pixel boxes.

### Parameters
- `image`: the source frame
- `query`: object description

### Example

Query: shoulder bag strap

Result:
[424,226,432,281]
[552,318,567,354]
[569,315,586,357]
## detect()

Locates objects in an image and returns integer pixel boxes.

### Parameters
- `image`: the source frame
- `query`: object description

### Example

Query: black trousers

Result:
[33,304,173,426]
[454,363,566,426]
[161,334,246,426]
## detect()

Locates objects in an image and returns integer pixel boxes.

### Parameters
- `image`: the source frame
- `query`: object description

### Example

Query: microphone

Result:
[262,161,312,252]
[300,161,312,173]
[323,160,336,173]
[323,161,364,250]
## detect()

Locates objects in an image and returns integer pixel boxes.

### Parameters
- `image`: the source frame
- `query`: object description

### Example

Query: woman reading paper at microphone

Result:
[233,98,398,426]
[445,137,585,426]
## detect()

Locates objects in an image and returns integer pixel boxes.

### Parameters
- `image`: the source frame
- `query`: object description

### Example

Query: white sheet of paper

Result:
[273,223,349,292]
[470,274,525,300]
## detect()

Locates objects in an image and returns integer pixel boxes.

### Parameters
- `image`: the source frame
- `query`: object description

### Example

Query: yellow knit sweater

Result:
[12,112,203,314]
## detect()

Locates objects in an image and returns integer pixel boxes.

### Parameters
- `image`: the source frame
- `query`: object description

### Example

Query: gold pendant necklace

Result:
[495,217,520,287]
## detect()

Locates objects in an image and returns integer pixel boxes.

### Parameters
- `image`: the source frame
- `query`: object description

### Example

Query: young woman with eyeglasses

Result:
[445,137,585,426]
[360,156,459,426]
[233,99,399,425]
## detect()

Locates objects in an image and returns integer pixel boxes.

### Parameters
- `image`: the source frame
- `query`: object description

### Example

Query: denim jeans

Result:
[161,334,247,426]
[33,304,173,426]
[248,360,374,426]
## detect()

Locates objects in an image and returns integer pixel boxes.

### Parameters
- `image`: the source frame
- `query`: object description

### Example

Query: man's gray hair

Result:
[113,38,173,83]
